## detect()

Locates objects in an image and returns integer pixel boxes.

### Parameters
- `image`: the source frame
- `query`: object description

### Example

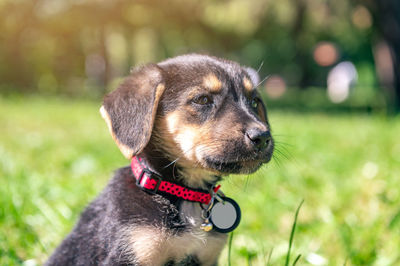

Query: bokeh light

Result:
[264,75,286,99]
[327,61,357,103]
[352,5,373,30]
[313,42,339,67]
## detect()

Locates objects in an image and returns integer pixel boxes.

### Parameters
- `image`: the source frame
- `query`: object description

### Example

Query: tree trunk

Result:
[99,27,111,95]
[291,0,310,89]
[374,0,400,113]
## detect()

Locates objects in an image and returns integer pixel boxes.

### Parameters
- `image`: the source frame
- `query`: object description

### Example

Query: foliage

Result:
[0,0,379,95]
[1,97,400,265]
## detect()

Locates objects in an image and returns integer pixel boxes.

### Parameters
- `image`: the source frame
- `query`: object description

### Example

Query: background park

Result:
[1,0,400,265]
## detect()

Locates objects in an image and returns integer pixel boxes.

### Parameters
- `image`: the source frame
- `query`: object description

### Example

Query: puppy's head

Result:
[101,54,274,182]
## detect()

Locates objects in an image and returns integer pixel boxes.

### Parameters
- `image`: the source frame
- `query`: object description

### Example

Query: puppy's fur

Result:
[47,54,274,266]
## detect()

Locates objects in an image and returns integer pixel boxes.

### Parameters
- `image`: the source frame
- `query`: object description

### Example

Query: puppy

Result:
[46,54,274,266]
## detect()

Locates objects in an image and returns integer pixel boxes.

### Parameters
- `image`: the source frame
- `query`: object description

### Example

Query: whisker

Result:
[273,149,292,162]
[272,155,284,169]
[256,61,264,73]
[256,75,270,88]
[163,157,180,168]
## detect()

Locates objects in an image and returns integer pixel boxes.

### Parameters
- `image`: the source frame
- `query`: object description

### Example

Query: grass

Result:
[1,96,400,265]
[284,200,303,266]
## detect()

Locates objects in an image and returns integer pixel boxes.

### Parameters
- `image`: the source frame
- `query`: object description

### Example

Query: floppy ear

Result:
[100,64,165,159]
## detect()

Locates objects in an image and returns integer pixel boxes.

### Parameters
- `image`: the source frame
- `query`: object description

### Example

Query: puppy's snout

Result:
[246,128,271,150]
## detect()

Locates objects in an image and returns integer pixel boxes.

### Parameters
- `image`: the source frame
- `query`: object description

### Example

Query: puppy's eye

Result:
[251,97,260,109]
[193,95,212,105]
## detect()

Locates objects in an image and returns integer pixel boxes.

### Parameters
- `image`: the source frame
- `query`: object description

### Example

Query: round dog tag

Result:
[209,197,241,233]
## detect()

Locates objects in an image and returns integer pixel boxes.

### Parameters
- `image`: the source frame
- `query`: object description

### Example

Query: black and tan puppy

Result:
[47,54,274,266]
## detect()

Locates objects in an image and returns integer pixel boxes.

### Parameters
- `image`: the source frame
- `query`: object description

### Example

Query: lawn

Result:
[1,96,400,265]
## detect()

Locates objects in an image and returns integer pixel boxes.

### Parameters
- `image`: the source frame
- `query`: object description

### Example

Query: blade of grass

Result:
[266,248,273,266]
[247,254,252,266]
[292,254,302,266]
[228,231,234,266]
[285,199,304,266]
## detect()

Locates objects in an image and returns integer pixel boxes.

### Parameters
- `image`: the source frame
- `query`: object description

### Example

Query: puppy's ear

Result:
[100,64,165,159]
[245,67,260,87]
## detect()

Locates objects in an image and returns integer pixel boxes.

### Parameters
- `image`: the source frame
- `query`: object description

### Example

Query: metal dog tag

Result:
[209,197,241,233]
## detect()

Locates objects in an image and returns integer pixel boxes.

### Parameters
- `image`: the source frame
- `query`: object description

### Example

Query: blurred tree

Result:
[0,0,397,112]
[364,0,400,113]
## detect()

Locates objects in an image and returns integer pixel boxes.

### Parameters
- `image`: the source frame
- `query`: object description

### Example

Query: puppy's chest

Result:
[124,201,227,266]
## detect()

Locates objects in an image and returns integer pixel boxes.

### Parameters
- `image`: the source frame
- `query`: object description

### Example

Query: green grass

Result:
[1,96,400,265]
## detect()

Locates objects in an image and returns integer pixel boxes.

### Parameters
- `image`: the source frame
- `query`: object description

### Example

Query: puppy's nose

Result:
[246,128,271,150]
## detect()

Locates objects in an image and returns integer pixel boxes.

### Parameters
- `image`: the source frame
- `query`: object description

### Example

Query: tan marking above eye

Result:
[202,74,222,93]
[243,77,253,92]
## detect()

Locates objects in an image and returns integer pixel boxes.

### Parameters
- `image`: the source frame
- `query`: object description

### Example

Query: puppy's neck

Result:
[138,148,221,190]
[176,167,221,189]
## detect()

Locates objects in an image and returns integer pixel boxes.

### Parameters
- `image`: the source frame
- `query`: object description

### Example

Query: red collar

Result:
[131,157,220,205]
